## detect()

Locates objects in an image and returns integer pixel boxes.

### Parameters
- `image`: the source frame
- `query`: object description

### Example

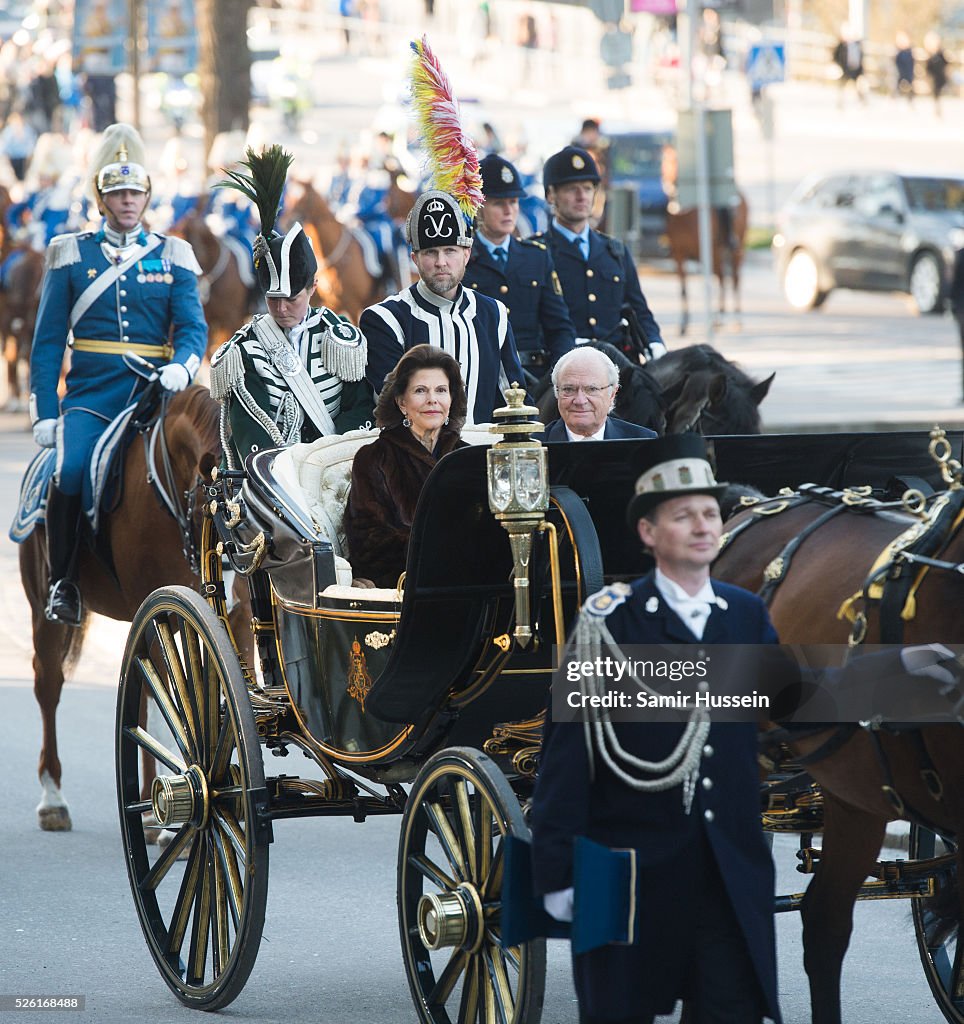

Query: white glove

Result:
[543,887,574,923]
[901,643,959,687]
[647,340,668,359]
[158,363,191,392]
[32,418,57,448]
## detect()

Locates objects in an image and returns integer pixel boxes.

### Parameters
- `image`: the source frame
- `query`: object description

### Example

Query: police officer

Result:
[29,123,208,625]
[539,145,666,358]
[464,153,575,385]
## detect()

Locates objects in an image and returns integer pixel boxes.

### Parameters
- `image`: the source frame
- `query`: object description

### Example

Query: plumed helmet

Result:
[542,145,600,195]
[217,144,317,298]
[626,434,727,528]
[90,123,151,212]
[406,189,473,250]
[255,224,318,298]
[479,154,526,200]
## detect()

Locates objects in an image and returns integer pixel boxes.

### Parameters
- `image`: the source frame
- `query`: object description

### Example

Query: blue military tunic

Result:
[362,280,526,425]
[464,235,574,372]
[29,226,207,496]
[530,572,782,1023]
[538,223,664,350]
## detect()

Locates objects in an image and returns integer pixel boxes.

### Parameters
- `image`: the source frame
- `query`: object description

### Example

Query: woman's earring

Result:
[444,416,450,425]
[403,417,411,428]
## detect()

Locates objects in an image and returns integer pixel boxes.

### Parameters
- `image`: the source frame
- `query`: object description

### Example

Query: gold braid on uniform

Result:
[572,585,711,813]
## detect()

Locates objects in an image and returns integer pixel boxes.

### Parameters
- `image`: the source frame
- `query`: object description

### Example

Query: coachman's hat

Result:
[626,434,727,527]
[479,154,526,200]
[406,189,474,250]
[542,145,601,194]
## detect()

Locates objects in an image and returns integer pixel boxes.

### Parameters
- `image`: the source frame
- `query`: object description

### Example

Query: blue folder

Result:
[501,835,637,954]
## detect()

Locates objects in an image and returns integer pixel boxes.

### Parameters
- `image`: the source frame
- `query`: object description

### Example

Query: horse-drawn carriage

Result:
[113,399,963,1023]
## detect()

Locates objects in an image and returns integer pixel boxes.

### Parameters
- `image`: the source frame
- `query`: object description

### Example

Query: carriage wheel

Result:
[116,586,271,1010]
[910,825,963,1024]
[398,747,546,1024]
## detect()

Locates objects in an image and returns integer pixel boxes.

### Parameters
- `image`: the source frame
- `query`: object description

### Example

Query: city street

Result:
[2,3,963,1019]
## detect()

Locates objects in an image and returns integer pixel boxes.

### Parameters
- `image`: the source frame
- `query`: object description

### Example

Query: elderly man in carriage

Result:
[210,146,375,471]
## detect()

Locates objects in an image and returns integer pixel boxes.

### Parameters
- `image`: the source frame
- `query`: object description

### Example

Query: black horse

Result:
[649,344,774,435]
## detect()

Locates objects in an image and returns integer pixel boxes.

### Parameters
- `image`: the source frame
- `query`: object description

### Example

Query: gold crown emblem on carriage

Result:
[425,198,446,213]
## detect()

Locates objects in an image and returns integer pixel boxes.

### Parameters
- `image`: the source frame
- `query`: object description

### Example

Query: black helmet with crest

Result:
[217,145,317,298]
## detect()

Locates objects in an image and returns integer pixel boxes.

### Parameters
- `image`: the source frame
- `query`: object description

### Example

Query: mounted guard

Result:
[209,145,374,471]
[28,122,207,625]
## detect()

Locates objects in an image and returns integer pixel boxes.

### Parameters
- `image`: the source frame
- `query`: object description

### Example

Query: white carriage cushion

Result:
[287,425,496,561]
[318,583,402,602]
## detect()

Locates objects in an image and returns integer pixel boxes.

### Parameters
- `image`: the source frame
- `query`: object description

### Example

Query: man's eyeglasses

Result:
[556,384,613,398]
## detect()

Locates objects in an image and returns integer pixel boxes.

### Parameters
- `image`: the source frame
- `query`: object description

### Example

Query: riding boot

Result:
[44,484,83,627]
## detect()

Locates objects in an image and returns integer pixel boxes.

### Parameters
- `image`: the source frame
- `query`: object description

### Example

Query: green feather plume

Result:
[217,144,294,236]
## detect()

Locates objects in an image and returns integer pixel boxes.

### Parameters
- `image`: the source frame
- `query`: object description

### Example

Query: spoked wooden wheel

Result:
[398,747,545,1024]
[910,825,963,1024]
[116,586,271,1009]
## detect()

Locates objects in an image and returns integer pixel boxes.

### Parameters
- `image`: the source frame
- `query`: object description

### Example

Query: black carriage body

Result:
[120,426,964,1018]
[213,429,962,774]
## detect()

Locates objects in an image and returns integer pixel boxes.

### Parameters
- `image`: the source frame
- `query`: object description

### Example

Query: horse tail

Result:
[61,611,90,677]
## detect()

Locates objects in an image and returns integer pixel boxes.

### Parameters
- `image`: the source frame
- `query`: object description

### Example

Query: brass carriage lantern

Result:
[487,382,549,648]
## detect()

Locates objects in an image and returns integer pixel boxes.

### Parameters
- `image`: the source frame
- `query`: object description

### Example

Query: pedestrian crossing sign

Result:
[746,42,786,90]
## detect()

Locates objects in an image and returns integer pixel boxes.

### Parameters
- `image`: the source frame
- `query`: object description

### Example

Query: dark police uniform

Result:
[540,145,664,353]
[465,235,574,376]
[467,154,574,378]
[540,224,663,349]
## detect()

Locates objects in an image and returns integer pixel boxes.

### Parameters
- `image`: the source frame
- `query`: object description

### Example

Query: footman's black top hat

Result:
[626,434,727,527]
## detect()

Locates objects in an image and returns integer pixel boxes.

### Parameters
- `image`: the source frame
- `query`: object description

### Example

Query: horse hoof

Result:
[38,805,72,831]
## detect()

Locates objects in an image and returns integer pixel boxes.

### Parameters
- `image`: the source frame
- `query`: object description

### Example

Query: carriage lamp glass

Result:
[487,383,549,647]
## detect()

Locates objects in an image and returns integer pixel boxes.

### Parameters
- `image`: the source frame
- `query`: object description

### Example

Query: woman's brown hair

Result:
[374,344,468,430]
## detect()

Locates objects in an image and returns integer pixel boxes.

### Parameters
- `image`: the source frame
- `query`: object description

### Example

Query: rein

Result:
[138,392,203,575]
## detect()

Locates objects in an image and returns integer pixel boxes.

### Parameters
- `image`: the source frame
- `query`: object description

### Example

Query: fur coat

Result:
[345,424,465,588]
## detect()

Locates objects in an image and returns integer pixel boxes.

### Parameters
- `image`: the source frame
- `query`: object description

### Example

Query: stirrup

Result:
[45,579,83,627]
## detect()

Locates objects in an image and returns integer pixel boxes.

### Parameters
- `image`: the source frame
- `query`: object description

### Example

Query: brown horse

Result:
[665,194,749,337]
[714,462,964,1024]
[0,247,45,410]
[169,208,254,356]
[285,180,383,323]
[18,385,252,831]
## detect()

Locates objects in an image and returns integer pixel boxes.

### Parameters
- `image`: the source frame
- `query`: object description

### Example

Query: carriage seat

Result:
[275,426,495,600]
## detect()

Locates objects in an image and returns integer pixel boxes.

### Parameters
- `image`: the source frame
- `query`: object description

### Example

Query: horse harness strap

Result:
[718,492,809,555]
[863,725,947,831]
[197,239,231,304]
[839,488,964,645]
[139,393,201,574]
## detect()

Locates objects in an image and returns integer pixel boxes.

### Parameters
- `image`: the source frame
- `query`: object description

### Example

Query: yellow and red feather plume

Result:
[408,35,483,220]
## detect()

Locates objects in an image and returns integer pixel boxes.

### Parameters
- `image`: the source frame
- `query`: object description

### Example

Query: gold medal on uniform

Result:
[163,273,173,284]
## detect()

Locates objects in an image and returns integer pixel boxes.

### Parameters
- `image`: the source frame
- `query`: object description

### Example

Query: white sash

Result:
[68,235,163,330]
[250,315,338,437]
